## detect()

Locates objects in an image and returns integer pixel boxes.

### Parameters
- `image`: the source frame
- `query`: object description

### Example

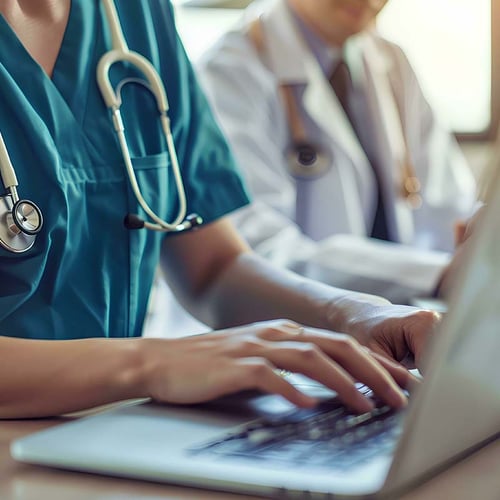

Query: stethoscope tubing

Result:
[112,109,188,231]
[0,0,199,254]
[98,0,191,231]
[0,133,19,199]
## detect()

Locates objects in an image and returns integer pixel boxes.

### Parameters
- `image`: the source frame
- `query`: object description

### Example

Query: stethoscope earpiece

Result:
[0,0,203,255]
[98,0,203,234]
[124,212,203,232]
[123,213,145,230]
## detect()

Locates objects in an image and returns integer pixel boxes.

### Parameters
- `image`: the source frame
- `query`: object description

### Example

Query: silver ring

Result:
[293,325,305,336]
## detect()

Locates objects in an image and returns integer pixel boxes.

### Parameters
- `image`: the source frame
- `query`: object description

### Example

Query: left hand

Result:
[331,299,441,368]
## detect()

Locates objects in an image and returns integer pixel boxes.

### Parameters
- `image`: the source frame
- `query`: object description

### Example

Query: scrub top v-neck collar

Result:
[0,1,98,132]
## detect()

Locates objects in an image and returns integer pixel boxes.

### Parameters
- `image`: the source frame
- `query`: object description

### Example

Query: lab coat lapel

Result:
[302,60,369,178]
[263,2,372,170]
[260,0,374,234]
[360,34,415,244]
[302,59,376,235]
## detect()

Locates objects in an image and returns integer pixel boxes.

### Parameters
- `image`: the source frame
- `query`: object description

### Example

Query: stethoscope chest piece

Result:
[0,196,41,253]
[287,142,331,179]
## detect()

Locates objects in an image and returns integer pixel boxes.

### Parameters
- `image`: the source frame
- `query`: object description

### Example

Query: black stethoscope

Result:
[0,0,202,254]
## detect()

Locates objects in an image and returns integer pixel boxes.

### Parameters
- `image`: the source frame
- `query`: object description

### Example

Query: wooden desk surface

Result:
[1,418,499,500]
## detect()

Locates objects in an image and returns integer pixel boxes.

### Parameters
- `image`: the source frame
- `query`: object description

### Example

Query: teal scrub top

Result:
[0,0,250,340]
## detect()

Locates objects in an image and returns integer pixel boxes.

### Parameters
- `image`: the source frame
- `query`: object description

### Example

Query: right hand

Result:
[138,320,416,414]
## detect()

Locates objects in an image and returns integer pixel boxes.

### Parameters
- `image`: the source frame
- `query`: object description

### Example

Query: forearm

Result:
[0,336,147,418]
[201,252,388,332]
[233,207,448,303]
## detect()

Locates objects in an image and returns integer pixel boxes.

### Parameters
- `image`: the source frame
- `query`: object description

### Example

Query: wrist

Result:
[112,338,153,400]
[324,292,389,336]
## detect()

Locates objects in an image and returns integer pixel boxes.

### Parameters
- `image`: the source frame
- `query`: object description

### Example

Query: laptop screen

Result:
[384,166,500,494]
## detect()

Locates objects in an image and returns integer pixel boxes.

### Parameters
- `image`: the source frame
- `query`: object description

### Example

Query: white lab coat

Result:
[194,0,477,304]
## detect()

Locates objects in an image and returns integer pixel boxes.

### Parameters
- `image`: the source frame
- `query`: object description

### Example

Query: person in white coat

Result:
[195,0,477,305]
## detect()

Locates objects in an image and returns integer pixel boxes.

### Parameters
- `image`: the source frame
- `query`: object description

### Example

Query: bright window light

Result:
[172,1,492,134]
[377,0,491,134]
[172,4,244,61]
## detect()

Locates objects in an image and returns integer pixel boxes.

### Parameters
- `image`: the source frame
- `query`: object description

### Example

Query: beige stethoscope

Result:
[0,0,202,254]
[281,68,422,208]
[282,83,423,209]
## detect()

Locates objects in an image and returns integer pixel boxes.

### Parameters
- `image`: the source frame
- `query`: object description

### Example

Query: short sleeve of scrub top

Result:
[0,0,250,340]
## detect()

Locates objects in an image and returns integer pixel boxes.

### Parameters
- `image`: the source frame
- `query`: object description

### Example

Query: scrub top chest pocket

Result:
[97,0,200,234]
[127,151,172,224]
[0,153,172,340]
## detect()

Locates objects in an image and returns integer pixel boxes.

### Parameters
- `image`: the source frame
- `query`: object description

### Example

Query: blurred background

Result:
[171,0,500,186]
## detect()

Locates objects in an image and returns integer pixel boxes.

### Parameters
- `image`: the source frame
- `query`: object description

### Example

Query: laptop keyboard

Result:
[189,386,404,470]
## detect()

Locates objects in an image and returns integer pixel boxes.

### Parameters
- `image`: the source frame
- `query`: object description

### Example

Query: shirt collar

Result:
[289,6,342,78]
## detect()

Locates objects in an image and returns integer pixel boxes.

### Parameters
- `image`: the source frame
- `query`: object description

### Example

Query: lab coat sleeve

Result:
[196,34,451,304]
[231,201,450,305]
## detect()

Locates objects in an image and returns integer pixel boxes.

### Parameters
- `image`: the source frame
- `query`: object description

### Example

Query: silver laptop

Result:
[11,172,500,499]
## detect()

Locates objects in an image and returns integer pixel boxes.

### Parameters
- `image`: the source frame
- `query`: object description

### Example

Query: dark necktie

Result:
[330,60,390,241]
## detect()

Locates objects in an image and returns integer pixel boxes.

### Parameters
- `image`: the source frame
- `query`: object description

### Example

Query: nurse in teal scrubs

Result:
[0,0,437,419]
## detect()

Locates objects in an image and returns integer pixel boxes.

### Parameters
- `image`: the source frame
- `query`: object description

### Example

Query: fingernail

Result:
[356,393,375,413]
[390,387,408,408]
[298,395,318,408]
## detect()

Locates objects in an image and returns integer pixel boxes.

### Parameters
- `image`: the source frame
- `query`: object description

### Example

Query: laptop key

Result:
[190,393,404,471]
